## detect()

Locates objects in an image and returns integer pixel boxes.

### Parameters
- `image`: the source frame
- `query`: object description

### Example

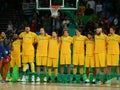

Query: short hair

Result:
[110,26,116,31]
[63,30,69,33]
[76,28,82,33]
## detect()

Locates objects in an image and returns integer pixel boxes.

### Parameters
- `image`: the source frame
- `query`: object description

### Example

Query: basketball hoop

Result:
[50,5,60,18]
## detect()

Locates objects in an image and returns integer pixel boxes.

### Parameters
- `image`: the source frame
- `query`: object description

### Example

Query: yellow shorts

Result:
[107,54,119,66]
[36,56,47,66]
[85,55,95,68]
[47,58,58,67]
[22,55,34,63]
[73,54,84,66]
[10,55,21,67]
[95,53,106,67]
[60,54,71,65]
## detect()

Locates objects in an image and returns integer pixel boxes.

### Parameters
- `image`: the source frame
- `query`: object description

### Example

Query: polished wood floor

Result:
[0,82,120,90]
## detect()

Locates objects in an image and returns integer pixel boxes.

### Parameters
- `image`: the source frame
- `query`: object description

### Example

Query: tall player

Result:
[95,27,107,82]
[72,28,87,81]
[36,28,51,82]
[19,26,37,82]
[47,31,60,81]
[60,30,73,76]
[85,32,96,84]
[10,34,21,81]
[106,27,120,83]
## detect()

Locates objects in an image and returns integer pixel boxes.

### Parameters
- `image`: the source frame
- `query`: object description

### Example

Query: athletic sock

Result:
[48,68,52,76]
[80,68,83,74]
[96,74,100,81]
[30,62,35,73]
[73,67,77,74]
[54,68,58,75]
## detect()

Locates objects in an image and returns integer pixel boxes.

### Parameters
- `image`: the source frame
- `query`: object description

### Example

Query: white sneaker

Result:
[21,75,26,82]
[36,77,40,82]
[44,77,47,82]
[106,80,111,84]
[31,75,35,82]
[85,78,90,83]
[92,78,96,83]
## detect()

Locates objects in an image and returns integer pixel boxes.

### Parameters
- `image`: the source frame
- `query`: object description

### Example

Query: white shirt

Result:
[87,0,95,10]
[96,4,102,12]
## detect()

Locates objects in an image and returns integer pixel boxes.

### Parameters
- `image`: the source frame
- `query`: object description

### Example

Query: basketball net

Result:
[50,5,60,18]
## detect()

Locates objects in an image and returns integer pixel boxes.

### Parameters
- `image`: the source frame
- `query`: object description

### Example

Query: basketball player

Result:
[60,30,73,78]
[94,27,107,83]
[106,27,120,83]
[36,28,51,82]
[85,32,96,84]
[19,26,37,82]
[10,34,21,81]
[47,31,60,81]
[72,28,87,81]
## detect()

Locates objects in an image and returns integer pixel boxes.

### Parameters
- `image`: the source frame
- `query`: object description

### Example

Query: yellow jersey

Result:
[48,38,60,58]
[60,36,73,55]
[11,39,21,55]
[19,31,37,56]
[95,34,107,53]
[107,34,120,54]
[73,35,87,54]
[86,39,95,56]
[36,35,51,56]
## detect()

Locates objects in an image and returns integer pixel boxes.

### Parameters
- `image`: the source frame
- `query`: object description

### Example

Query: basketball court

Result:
[0,82,120,90]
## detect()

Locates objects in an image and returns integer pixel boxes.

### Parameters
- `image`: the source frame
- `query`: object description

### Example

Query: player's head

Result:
[76,28,82,36]
[25,26,30,33]
[52,31,57,38]
[40,28,45,35]
[110,26,116,34]
[63,30,69,37]
[13,34,19,40]
[96,27,102,35]
[87,32,94,39]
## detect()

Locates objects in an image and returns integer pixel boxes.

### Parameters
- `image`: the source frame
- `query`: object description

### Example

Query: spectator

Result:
[79,3,86,16]
[54,17,62,36]
[87,0,95,10]
[111,14,120,32]
[7,21,13,31]
[62,16,70,30]
[85,19,95,34]
[76,19,85,29]
[96,1,103,15]
[29,19,37,32]
[84,4,94,15]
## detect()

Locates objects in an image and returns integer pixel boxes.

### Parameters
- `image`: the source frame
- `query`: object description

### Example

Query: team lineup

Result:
[2,26,120,84]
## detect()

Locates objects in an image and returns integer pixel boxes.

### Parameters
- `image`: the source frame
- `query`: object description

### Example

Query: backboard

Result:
[36,0,79,10]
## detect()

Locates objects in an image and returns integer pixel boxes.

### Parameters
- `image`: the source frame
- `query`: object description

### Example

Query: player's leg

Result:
[95,54,101,82]
[21,55,29,82]
[85,56,90,83]
[79,54,85,82]
[36,56,42,82]
[15,55,22,81]
[73,54,78,74]
[47,58,52,82]
[106,54,111,82]
[112,55,119,81]
[42,56,47,82]
[100,53,107,83]
[9,56,15,81]
[60,54,65,74]
[66,54,71,74]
